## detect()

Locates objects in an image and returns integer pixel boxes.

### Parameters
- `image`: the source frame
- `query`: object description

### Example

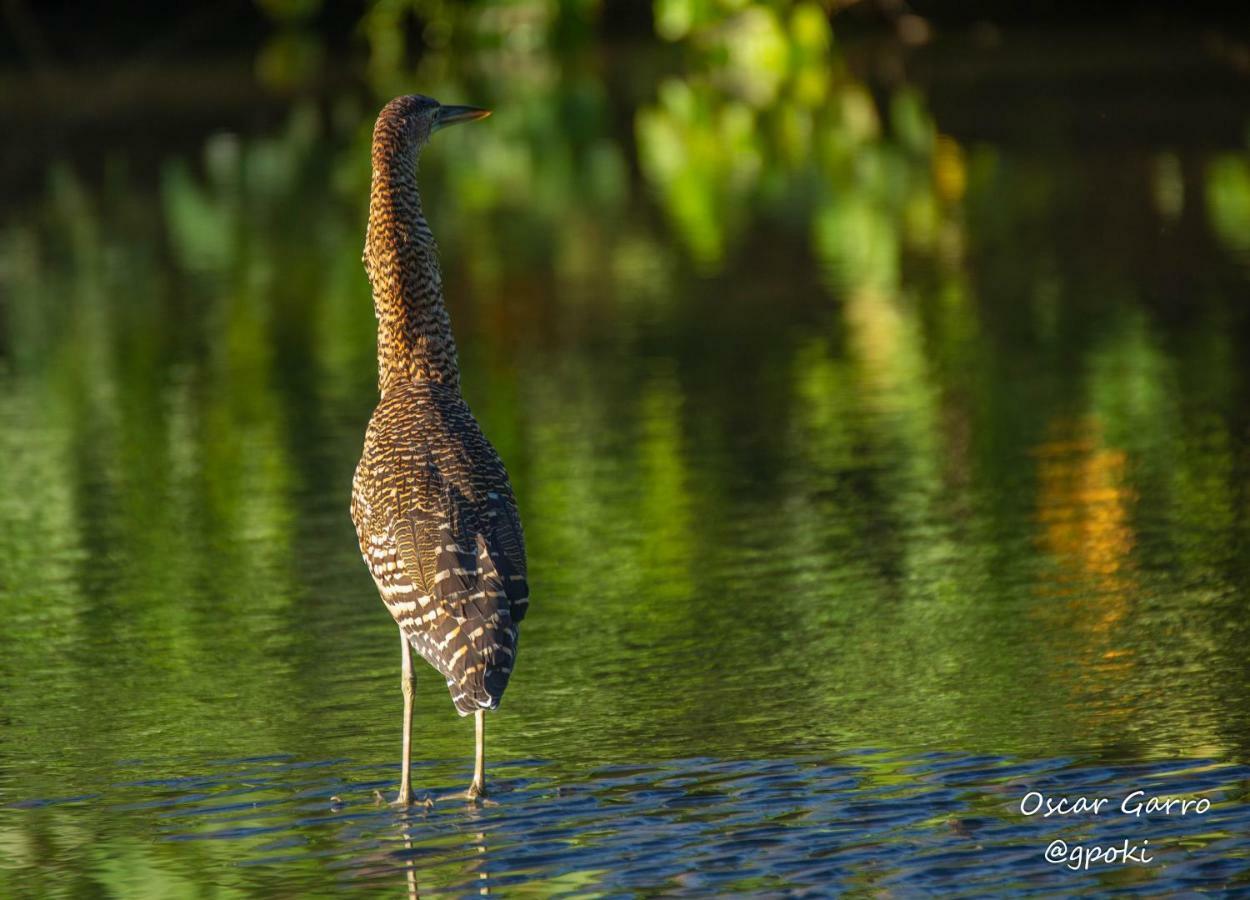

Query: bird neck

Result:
[365,128,461,395]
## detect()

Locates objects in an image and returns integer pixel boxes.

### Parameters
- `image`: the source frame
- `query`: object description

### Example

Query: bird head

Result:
[375,94,491,156]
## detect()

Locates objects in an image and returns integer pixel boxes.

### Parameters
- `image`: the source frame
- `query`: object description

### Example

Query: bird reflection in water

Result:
[394,810,491,897]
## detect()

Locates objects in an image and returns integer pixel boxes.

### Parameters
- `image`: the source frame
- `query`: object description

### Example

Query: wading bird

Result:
[350,95,529,803]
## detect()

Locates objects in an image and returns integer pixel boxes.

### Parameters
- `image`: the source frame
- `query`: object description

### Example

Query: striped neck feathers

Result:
[365,108,461,394]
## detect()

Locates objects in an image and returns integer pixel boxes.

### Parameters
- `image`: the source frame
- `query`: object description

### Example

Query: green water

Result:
[2,11,1250,895]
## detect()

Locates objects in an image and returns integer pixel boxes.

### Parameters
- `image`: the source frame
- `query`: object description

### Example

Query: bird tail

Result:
[443,533,519,716]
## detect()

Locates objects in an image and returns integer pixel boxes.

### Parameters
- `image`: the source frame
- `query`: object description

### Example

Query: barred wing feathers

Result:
[352,382,529,715]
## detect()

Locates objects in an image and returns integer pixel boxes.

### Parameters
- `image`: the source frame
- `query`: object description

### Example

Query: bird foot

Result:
[465,783,495,805]
[384,789,433,809]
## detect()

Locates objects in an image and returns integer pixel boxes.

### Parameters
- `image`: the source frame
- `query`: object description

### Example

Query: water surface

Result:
[2,16,1250,896]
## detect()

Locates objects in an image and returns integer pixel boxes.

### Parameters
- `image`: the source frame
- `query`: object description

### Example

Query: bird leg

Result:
[466,709,486,800]
[396,630,417,806]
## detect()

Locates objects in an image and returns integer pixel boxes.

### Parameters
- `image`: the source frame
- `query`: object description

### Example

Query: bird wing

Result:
[388,477,524,715]
[353,386,528,715]
[479,486,529,623]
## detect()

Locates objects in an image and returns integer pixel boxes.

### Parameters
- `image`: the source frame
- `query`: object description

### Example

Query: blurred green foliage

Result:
[1206,154,1250,253]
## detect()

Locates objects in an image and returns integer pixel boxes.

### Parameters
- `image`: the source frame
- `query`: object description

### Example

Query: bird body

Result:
[352,379,528,714]
[349,95,525,800]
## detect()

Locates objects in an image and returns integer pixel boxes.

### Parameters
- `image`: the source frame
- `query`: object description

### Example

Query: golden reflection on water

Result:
[1033,417,1140,724]
[1036,419,1137,599]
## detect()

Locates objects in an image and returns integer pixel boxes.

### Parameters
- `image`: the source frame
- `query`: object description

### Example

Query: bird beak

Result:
[434,105,491,131]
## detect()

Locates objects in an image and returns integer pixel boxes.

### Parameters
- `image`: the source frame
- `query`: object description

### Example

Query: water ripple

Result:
[6,751,1245,895]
